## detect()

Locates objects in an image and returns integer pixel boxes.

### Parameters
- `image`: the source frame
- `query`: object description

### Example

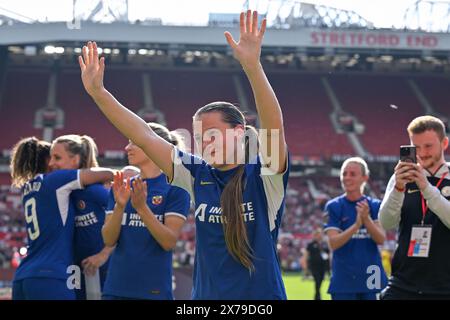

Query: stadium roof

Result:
[1,21,450,54]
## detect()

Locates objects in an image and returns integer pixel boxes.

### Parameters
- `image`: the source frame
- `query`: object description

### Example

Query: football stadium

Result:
[0,0,449,302]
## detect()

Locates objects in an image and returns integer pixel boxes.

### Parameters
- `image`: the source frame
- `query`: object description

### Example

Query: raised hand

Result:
[131,177,148,213]
[224,10,266,71]
[394,161,415,190]
[79,41,105,97]
[408,163,429,191]
[112,171,131,208]
[356,199,370,224]
[354,211,363,229]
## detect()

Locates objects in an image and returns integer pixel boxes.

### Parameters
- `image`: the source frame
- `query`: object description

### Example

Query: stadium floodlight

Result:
[97,47,103,54]
[44,45,56,54]
[128,49,137,55]
[103,48,112,54]
[138,49,148,55]
[24,46,37,56]
[74,48,82,54]
[112,49,120,55]
[54,47,64,54]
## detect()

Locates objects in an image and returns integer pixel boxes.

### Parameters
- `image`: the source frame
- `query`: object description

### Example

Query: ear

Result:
[442,136,449,151]
[72,154,81,168]
[234,125,245,139]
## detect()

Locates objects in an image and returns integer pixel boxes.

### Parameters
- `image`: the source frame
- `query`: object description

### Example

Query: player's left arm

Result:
[225,10,287,173]
[358,200,386,245]
[82,246,114,276]
[131,178,186,251]
[410,164,450,229]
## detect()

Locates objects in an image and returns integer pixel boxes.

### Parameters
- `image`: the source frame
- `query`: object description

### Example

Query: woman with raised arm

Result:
[80,11,289,300]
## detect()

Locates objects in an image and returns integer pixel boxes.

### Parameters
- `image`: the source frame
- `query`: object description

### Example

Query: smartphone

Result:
[400,145,417,163]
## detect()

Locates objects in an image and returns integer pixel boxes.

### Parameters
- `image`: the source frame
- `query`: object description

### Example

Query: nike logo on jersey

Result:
[407,189,420,194]
[200,181,214,185]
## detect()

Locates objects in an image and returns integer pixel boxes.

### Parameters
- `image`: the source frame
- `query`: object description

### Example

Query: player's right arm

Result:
[102,172,130,247]
[79,167,115,187]
[324,202,363,251]
[79,42,174,181]
[326,224,361,251]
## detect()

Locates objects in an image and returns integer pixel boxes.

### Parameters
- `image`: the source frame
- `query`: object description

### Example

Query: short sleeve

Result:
[259,153,290,232]
[323,201,342,233]
[164,186,191,221]
[45,169,82,192]
[44,169,82,226]
[370,198,381,222]
[171,147,206,200]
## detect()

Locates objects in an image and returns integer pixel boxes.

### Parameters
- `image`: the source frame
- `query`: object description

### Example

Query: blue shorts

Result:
[331,292,377,300]
[12,278,76,300]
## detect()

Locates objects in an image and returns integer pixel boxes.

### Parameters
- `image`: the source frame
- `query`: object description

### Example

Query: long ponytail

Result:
[195,103,261,272]
[52,134,99,169]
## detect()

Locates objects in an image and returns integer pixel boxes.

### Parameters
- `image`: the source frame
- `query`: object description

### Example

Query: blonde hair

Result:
[340,157,370,193]
[52,134,99,169]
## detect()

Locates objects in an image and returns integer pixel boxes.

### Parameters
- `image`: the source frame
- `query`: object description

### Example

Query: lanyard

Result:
[420,171,448,225]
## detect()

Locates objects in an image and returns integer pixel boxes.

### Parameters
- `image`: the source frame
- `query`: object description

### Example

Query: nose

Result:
[125,143,133,152]
[418,148,427,157]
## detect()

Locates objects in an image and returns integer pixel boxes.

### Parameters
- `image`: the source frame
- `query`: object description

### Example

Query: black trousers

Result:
[311,269,325,300]
[381,285,450,300]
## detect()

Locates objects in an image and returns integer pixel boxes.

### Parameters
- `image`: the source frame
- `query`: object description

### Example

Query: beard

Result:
[420,147,443,171]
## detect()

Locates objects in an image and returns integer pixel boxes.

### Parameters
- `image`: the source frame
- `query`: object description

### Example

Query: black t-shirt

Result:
[306,240,326,271]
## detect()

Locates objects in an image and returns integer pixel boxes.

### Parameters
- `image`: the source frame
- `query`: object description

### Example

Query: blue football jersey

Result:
[324,195,388,293]
[72,184,109,264]
[172,148,290,300]
[71,183,110,300]
[103,174,190,300]
[14,170,82,281]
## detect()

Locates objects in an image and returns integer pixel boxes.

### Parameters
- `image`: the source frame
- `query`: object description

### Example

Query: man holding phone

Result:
[379,115,450,299]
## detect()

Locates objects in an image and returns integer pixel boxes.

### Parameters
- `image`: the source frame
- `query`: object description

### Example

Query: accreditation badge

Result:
[407,225,432,258]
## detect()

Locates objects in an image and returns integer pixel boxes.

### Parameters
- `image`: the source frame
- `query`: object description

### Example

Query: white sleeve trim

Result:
[171,148,195,201]
[76,170,82,189]
[261,156,289,232]
[105,210,114,215]
[56,171,83,226]
[324,226,343,233]
[164,212,187,220]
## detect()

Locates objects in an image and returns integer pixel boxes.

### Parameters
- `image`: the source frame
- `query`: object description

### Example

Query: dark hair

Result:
[194,101,259,272]
[10,137,51,188]
[407,115,446,141]
[52,134,99,169]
